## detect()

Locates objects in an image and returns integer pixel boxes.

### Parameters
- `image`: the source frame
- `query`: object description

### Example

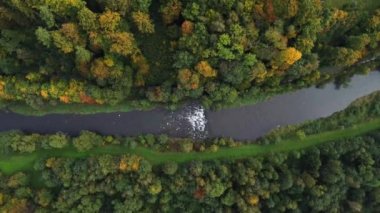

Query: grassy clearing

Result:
[1,118,380,175]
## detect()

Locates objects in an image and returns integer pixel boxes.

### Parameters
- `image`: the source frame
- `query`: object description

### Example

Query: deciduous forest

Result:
[1,0,380,111]
[1,0,380,212]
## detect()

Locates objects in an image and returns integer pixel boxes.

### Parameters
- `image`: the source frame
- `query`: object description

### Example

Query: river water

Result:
[0,72,380,140]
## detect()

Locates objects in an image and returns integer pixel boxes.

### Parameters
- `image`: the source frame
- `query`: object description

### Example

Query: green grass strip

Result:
[1,118,380,175]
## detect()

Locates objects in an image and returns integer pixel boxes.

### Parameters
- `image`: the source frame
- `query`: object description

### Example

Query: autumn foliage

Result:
[195,61,217,77]
[281,47,303,65]
[132,11,155,34]
[109,32,136,57]
[0,0,379,110]
[99,10,121,32]
[178,68,199,90]
[181,20,194,35]
[119,155,141,172]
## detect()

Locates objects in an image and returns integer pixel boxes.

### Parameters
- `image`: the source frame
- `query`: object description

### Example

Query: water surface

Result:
[0,72,379,140]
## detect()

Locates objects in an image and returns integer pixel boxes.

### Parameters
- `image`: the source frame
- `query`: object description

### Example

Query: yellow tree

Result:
[60,23,84,45]
[90,58,111,80]
[280,47,302,65]
[195,61,217,77]
[99,10,121,32]
[247,195,260,206]
[0,79,5,97]
[109,32,136,57]
[132,11,155,34]
[119,155,141,172]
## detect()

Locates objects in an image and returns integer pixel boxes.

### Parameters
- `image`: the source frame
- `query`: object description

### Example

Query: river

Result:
[0,72,380,140]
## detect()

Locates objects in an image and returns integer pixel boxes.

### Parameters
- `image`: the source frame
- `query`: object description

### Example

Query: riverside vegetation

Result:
[0,0,380,114]
[0,91,380,212]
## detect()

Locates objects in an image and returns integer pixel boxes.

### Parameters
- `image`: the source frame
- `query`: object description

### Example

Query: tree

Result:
[119,155,141,172]
[60,23,83,45]
[161,0,182,25]
[247,195,260,206]
[131,0,152,12]
[206,181,226,198]
[195,61,217,77]
[148,180,162,195]
[273,0,299,19]
[178,69,200,90]
[132,11,155,34]
[99,10,121,32]
[10,134,39,153]
[90,58,110,80]
[279,47,302,65]
[36,189,53,207]
[347,34,371,51]
[189,161,203,176]
[327,47,362,67]
[97,154,117,175]
[162,162,178,175]
[221,190,236,206]
[7,172,28,188]
[48,133,69,149]
[51,31,74,53]
[77,7,98,31]
[38,6,55,28]
[35,27,52,48]
[109,32,136,57]
[73,131,103,152]
[75,46,92,63]
[181,20,194,35]
[180,140,193,152]
[265,27,288,50]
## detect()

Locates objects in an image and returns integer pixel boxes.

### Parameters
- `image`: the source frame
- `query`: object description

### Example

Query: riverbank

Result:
[1,72,380,140]
[0,76,364,117]
[2,62,378,117]
[1,105,380,175]
[1,90,379,212]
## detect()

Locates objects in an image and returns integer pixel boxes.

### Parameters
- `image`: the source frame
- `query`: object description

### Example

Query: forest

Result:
[0,0,380,112]
[0,91,380,212]
[1,0,380,212]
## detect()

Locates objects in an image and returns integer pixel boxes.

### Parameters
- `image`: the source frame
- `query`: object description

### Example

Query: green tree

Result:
[35,27,52,48]
[73,131,103,152]
[75,46,92,63]
[77,7,98,31]
[162,162,178,175]
[38,6,55,28]
[180,140,193,152]
[206,181,226,198]
[48,133,69,149]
